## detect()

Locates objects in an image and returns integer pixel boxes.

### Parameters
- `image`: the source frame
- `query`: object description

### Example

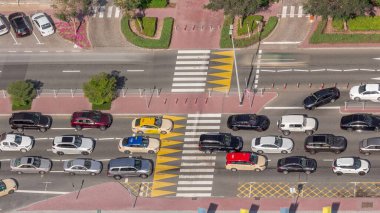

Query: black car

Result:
[9,112,52,132]
[304,134,347,154]
[199,133,243,154]
[227,114,270,131]
[8,12,31,37]
[303,87,340,110]
[277,156,317,174]
[340,114,380,132]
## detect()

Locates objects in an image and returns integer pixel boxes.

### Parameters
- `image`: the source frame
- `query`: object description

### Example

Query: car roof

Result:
[336,157,355,166]
[366,137,380,146]
[232,114,256,121]
[281,115,304,124]
[33,13,48,22]
[365,84,380,91]
[55,135,75,144]
[258,136,276,145]
[109,157,135,167]
[139,117,156,126]
[126,136,144,146]
[73,110,101,118]
[12,112,40,120]
[226,152,251,162]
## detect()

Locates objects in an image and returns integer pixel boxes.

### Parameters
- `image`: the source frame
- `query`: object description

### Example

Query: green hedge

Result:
[148,0,167,8]
[220,16,278,48]
[237,15,263,36]
[332,18,344,31]
[140,17,157,37]
[121,16,173,49]
[92,102,111,110]
[348,16,380,31]
[310,19,380,43]
[12,103,31,111]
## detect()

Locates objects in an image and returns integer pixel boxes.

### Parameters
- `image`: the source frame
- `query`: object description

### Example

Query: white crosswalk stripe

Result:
[281,5,306,18]
[92,5,122,19]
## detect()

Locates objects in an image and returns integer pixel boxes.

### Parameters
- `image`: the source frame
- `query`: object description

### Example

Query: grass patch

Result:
[121,16,173,49]
[137,17,157,37]
[310,19,380,43]
[148,0,167,8]
[332,18,344,31]
[220,16,278,48]
[237,15,263,36]
[348,16,380,31]
[12,103,32,111]
[92,102,111,110]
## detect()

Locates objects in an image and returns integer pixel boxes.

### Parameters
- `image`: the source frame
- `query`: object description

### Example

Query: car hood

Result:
[331,136,347,147]
[140,159,153,173]
[231,136,243,149]
[39,115,52,127]
[257,155,267,167]
[39,159,52,170]
[148,138,161,149]
[20,136,33,147]
[90,160,102,171]
[307,159,317,169]
[282,138,294,150]
[303,96,316,107]
[350,86,360,96]
[161,119,173,131]
[360,160,370,170]
[81,138,94,149]
[305,118,317,129]
[100,114,112,124]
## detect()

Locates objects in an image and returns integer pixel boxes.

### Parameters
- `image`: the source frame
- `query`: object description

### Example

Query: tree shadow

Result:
[25,80,43,90]
[332,202,340,213]
[110,70,127,89]
[249,204,259,213]
[207,203,218,213]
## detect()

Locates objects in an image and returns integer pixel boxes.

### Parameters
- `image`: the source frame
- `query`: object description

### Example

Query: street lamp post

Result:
[229,24,243,105]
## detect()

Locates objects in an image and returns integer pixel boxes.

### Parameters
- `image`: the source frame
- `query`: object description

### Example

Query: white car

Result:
[332,157,370,176]
[251,136,294,154]
[0,15,9,35]
[277,115,318,136]
[0,132,33,152]
[31,13,54,36]
[52,135,94,155]
[350,84,380,102]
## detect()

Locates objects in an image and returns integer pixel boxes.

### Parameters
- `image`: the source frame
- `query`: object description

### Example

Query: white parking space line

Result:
[171,88,205,92]
[181,162,215,167]
[344,69,359,72]
[175,66,208,70]
[180,168,214,173]
[281,6,287,18]
[184,138,199,142]
[173,77,207,81]
[293,69,309,72]
[62,70,80,73]
[176,193,211,197]
[260,69,276,72]
[32,32,43,45]
[8,50,17,53]
[277,69,292,72]
[126,70,144,72]
[174,72,208,76]
[181,156,216,160]
[178,181,213,185]
[186,126,220,130]
[177,55,210,60]
[10,32,20,45]
[178,50,210,54]
[323,159,334,162]
[188,114,222,117]
[172,83,206,87]
[39,50,48,53]
[24,51,32,53]
[16,190,68,195]
[177,187,212,191]
[115,7,121,18]
[290,6,295,18]
[179,175,214,179]
[298,6,303,18]
[176,61,209,65]
[107,6,113,18]
[187,120,221,124]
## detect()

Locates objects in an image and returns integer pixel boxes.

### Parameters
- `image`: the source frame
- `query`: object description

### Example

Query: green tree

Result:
[304,0,372,30]
[7,81,37,107]
[115,0,148,30]
[52,0,91,33]
[83,72,117,106]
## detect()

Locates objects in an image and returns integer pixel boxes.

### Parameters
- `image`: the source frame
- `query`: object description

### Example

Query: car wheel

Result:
[306,130,313,135]
[232,126,239,131]
[114,175,122,180]
[90,172,97,176]
[39,127,47,132]
[376,127,380,132]
[305,170,311,175]
[57,151,64,156]
[99,126,107,131]
[336,172,343,176]
[124,150,131,154]
[347,128,353,132]
[20,148,27,153]
[256,128,263,132]
[205,149,213,154]
[137,131,144,135]
[282,131,290,136]
[39,171,46,175]
[310,106,315,110]
[17,171,22,175]
[335,150,341,154]
[283,170,289,174]
[254,168,262,172]
[354,97,360,101]
[281,150,288,154]
[17,127,23,132]
[359,171,366,176]
[69,172,75,176]
[82,151,89,155]
[75,125,82,131]
[257,150,264,154]
[148,150,155,154]
[140,174,148,179]
[160,131,167,134]
[8,190,14,194]
[331,98,336,103]
[309,150,316,155]
[231,168,237,172]
[364,152,371,156]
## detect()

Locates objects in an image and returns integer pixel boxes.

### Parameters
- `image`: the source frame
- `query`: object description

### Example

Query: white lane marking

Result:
[24,51,32,53]
[188,114,221,117]
[181,162,215,167]
[39,50,48,53]
[126,70,144,72]
[174,72,207,76]
[344,69,359,72]
[281,6,287,18]
[34,138,51,140]
[277,69,292,72]
[16,190,69,195]
[114,7,120,18]
[50,127,74,130]
[293,69,309,72]
[173,77,207,81]
[178,50,210,54]
[260,59,296,61]
[176,61,209,65]
[360,69,376,71]
[62,70,80,73]
[264,106,340,109]
[182,150,207,154]
[99,6,105,18]
[310,69,326,72]
[186,126,220,130]
[177,55,210,60]
[171,88,205,92]
[97,138,115,141]
[175,66,208,70]
[178,181,213,185]
[180,168,214,173]
[56,50,64,53]
[179,175,214,179]
[107,6,113,18]
[187,120,221,124]
[260,69,276,72]
[176,193,211,197]
[184,138,199,142]
[172,83,206,87]
[326,69,342,72]
[183,144,199,148]
[371,77,380,80]
[50,171,65,173]
[290,6,295,18]
[323,159,334,162]
[185,132,207,136]
[0,159,11,162]
[181,156,216,160]
[8,50,17,53]
[177,187,212,191]
[262,41,301,44]
[298,6,303,17]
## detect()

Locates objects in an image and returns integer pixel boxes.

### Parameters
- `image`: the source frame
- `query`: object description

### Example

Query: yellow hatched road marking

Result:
[157,148,182,155]
[151,189,175,197]
[155,164,179,173]
[208,79,231,86]
[211,86,229,93]
[213,50,234,57]
[153,173,178,181]
[152,181,176,190]
[156,156,180,164]
[161,140,183,147]
[163,115,187,121]
[210,64,233,72]
[209,72,232,79]
[211,57,233,64]
[173,124,185,129]
[160,132,184,139]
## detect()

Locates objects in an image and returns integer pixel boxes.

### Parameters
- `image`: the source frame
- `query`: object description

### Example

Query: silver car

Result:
[63,158,102,176]
[251,136,294,154]
[52,135,95,155]
[10,156,51,174]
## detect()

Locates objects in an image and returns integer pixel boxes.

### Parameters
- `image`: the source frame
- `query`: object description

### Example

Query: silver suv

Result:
[277,115,318,136]
[107,157,153,179]
[360,137,380,155]
[52,135,95,155]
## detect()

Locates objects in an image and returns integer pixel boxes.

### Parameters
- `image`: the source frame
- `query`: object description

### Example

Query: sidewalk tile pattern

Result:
[238,182,380,198]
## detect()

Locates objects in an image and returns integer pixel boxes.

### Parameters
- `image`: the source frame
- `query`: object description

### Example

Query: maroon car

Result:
[71,110,112,131]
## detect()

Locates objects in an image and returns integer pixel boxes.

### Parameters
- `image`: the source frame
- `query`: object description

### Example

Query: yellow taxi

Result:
[0,179,17,197]
[131,116,173,134]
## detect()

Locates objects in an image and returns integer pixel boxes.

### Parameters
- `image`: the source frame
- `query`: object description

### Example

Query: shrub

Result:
[92,102,112,110]
[373,0,380,6]
[7,80,36,109]
[148,0,168,8]
[83,72,117,106]
[140,17,157,37]
[237,15,263,36]
[348,16,380,31]
[54,12,69,22]
[121,16,173,49]
[332,18,344,31]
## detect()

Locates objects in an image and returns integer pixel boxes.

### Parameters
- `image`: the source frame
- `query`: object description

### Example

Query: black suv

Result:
[199,133,243,154]
[304,134,347,154]
[303,87,340,110]
[340,113,380,132]
[9,112,52,132]
[277,156,317,174]
[227,114,270,131]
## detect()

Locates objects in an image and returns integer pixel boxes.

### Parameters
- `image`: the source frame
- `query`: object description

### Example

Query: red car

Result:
[71,110,112,131]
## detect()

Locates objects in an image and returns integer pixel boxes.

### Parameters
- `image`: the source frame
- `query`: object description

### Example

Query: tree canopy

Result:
[7,81,36,107]
[204,0,270,19]
[83,72,117,105]
[114,0,148,11]
[52,0,91,23]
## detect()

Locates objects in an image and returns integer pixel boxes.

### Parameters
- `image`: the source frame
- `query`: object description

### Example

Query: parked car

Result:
[303,87,340,110]
[359,137,380,155]
[71,110,112,131]
[332,157,370,176]
[10,156,51,174]
[63,158,102,176]
[0,179,17,197]
[304,134,347,154]
[107,157,153,179]
[225,152,267,172]
[0,132,34,152]
[52,135,95,155]
[31,13,54,36]
[118,136,160,154]
[9,112,52,132]
[251,136,294,154]
[340,113,380,132]
[8,12,31,37]
[277,156,317,174]
[350,83,380,102]
[227,114,270,131]
[199,133,243,154]
[132,116,173,134]
[277,114,318,136]
[0,14,9,35]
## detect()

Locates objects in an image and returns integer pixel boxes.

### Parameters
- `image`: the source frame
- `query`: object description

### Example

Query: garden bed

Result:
[55,19,91,49]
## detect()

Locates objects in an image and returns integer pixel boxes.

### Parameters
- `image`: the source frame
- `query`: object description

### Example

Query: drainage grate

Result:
[361,202,373,208]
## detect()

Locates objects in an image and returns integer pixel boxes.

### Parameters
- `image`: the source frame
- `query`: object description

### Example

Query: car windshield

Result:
[301,158,307,167]
[359,85,366,94]
[154,117,162,126]
[66,160,73,168]
[353,158,361,168]
[250,153,258,164]
[32,158,41,168]
[223,134,231,145]
[0,181,5,191]
[41,23,51,29]
[274,137,283,147]
[90,112,102,122]
[142,138,149,147]
[84,160,91,169]
[0,25,5,30]
[309,94,318,101]
[14,135,22,145]
[74,137,82,147]
[14,158,21,166]
[255,138,260,145]
[134,159,142,170]
[363,115,373,124]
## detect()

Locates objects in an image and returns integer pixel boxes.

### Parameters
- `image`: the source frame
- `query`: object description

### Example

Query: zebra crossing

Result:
[91,5,121,19]
[172,50,211,93]
[281,5,307,18]
[176,113,221,197]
